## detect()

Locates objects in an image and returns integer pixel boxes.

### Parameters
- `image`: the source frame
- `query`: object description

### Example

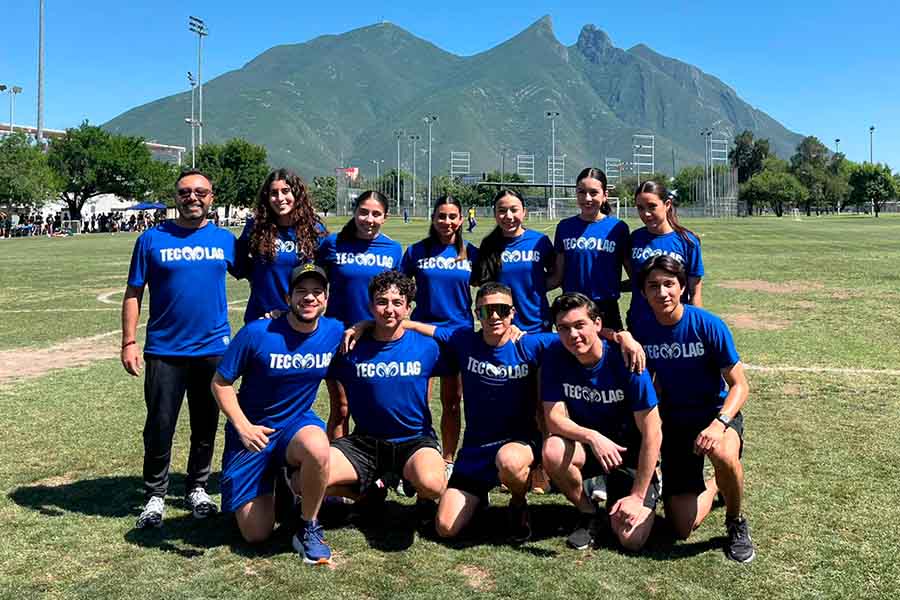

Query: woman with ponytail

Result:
[627,180,704,328]
[401,195,478,469]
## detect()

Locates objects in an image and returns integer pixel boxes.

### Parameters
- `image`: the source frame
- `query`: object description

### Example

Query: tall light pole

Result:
[0,85,22,134]
[546,111,560,200]
[409,135,420,210]
[869,126,875,163]
[189,16,208,147]
[186,72,197,167]
[37,0,45,146]
[394,129,404,210]
[423,114,438,206]
[834,138,840,154]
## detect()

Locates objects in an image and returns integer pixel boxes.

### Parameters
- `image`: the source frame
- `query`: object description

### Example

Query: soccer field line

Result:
[744,364,900,377]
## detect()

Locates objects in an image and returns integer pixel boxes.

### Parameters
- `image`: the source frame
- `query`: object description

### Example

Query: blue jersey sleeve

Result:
[539,347,565,404]
[625,368,658,413]
[126,233,149,288]
[390,241,404,272]
[519,332,560,364]
[553,221,564,254]
[222,229,240,279]
[400,245,415,276]
[704,314,740,369]
[315,235,335,270]
[216,324,257,383]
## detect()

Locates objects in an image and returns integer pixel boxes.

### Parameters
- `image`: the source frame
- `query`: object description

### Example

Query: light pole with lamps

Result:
[394,129,404,211]
[187,72,197,167]
[188,16,208,146]
[37,0,45,145]
[546,111,560,200]
[423,114,438,206]
[409,134,421,213]
[834,138,840,154]
[869,126,875,163]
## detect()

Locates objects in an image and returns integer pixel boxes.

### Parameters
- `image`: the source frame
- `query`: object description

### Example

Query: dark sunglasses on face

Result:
[475,303,513,320]
[176,187,211,199]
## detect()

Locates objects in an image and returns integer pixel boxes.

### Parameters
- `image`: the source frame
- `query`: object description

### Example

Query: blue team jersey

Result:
[434,329,557,448]
[216,316,343,427]
[541,340,658,454]
[316,232,403,326]
[627,227,703,326]
[554,215,630,301]
[328,330,450,442]
[401,239,478,328]
[631,305,739,426]
[235,218,326,323]
[127,220,236,357]
[491,229,555,333]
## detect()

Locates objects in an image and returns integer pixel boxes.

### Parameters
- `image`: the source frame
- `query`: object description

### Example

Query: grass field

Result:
[2,214,899,599]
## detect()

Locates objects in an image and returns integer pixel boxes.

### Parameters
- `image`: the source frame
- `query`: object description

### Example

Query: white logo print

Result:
[159,246,226,262]
[562,383,624,404]
[268,352,334,370]
[631,247,684,263]
[335,252,395,268]
[501,249,541,263]
[356,361,422,378]
[417,256,472,271]
[644,342,704,361]
[275,239,297,253]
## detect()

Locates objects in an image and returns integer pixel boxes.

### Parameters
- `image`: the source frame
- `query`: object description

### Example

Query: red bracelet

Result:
[122,340,137,349]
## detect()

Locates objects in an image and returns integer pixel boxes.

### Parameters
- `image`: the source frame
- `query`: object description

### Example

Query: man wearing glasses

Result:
[121,169,237,529]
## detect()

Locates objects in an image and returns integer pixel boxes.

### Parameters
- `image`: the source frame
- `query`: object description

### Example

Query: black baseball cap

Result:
[289,263,328,290]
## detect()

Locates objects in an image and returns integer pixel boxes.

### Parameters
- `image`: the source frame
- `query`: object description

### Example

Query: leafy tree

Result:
[740,168,806,217]
[0,133,60,208]
[672,165,705,205]
[790,136,830,216]
[848,162,897,217]
[729,130,770,183]
[311,176,337,214]
[47,122,163,218]
[196,138,269,208]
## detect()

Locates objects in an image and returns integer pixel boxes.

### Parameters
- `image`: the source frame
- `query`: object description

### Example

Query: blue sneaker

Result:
[292,519,331,565]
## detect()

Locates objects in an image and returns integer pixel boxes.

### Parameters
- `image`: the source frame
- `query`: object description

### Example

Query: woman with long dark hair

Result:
[471,189,556,333]
[317,190,402,438]
[552,167,631,331]
[235,168,326,323]
[627,180,704,327]
[401,195,478,469]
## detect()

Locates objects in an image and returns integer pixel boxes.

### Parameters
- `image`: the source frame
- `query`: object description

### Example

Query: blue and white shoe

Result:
[292,519,332,565]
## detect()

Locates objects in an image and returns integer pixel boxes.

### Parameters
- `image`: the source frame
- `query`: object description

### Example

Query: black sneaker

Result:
[725,515,756,563]
[583,474,608,503]
[566,511,597,550]
[508,500,532,543]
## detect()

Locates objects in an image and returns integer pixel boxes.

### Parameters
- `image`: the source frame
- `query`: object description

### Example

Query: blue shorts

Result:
[220,411,325,513]
[449,438,540,498]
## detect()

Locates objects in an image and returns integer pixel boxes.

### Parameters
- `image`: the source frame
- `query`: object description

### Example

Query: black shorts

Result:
[660,412,745,498]
[593,298,624,333]
[581,445,660,510]
[332,434,441,494]
[448,438,540,499]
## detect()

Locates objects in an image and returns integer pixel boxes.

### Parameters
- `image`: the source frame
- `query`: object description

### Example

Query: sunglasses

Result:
[475,303,513,320]
[176,187,211,199]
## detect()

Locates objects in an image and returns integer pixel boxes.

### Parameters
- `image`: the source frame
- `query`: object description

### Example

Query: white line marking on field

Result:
[96,290,121,305]
[745,364,900,377]
[6,308,119,313]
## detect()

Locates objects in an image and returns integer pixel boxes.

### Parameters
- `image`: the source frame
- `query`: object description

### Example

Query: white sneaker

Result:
[185,487,218,519]
[445,462,454,481]
[136,496,165,529]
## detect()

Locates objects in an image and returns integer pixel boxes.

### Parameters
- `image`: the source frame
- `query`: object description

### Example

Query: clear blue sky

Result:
[3,0,897,169]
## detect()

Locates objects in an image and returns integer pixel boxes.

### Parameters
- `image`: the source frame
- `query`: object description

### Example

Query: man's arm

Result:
[689,277,703,307]
[121,285,144,376]
[695,362,749,455]
[599,330,646,374]
[211,372,274,452]
[543,401,626,472]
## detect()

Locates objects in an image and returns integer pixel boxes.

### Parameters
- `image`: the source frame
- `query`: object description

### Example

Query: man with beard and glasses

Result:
[211,263,342,565]
[122,169,237,530]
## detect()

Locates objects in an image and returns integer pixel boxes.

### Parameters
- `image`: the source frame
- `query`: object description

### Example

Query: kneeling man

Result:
[211,263,339,565]
[542,293,662,552]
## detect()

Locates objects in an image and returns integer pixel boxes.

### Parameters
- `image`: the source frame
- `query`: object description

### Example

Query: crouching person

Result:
[211,264,340,565]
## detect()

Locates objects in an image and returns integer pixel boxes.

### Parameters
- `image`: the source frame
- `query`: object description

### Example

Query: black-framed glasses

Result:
[475,303,513,320]
[176,187,211,199]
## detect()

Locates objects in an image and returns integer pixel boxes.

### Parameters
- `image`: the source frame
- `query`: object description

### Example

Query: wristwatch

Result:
[715,413,732,429]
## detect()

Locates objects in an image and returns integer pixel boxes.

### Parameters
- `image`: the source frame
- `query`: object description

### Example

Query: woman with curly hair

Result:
[236,168,327,323]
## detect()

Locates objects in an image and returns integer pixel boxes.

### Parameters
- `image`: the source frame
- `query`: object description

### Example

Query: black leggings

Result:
[142,354,221,498]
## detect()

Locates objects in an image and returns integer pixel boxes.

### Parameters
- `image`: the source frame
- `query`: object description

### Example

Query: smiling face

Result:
[494,194,526,237]
[642,268,684,321]
[354,197,387,240]
[474,291,515,338]
[432,203,462,243]
[268,179,295,221]
[575,176,606,220]
[555,305,603,359]
[370,285,410,329]
[288,276,328,323]
[635,192,672,234]
[174,173,213,223]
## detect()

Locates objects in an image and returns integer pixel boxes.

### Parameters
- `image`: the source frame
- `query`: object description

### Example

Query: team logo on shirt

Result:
[562,237,616,253]
[501,250,541,263]
[275,239,297,253]
[268,352,334,370]
[643,342,704,360]
[335,253,395,268]
[355,361,422,378]
[417,256,472,271]
[631,247,684,263]
[466,357,529,382]
[158,246,226,262]
[563,383,624,404]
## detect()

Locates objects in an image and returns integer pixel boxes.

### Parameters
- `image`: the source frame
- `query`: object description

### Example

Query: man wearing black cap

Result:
[211,263,342,565]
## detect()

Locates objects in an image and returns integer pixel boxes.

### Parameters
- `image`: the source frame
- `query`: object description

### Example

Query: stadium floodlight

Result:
[869,126,875,163]
[834,138,840,153]
[423,114,438,205]
[2,84,23,134]
[188,17,208,146]
[394,130,404,207]
[409,134,421,209]
[546,111,560,199]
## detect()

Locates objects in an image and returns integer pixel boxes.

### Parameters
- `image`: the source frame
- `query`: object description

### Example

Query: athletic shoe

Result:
[135,496,165,529]
[185,487,218,519]
[292,519,332,565]
[583,474,608,503]
[566,511,597,550]
[508,500,532,543]
[724,515,756,563]
[444,461,454,480]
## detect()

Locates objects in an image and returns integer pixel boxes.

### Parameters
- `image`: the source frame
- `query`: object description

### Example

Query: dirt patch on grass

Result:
[783,383,803,396]
[0,330,123,385]
[32,473,77,487]
[459,565,495,592]
[717,280,824,294]
[791,301,817,310]
[723,313,790,331]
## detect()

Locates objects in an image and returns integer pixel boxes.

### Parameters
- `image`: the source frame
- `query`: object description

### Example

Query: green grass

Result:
[2,214,900,598]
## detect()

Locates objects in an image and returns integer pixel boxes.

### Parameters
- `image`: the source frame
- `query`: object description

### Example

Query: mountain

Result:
[104,16,804,181]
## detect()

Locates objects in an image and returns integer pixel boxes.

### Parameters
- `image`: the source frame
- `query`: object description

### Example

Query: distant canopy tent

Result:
[124,202,166,211]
